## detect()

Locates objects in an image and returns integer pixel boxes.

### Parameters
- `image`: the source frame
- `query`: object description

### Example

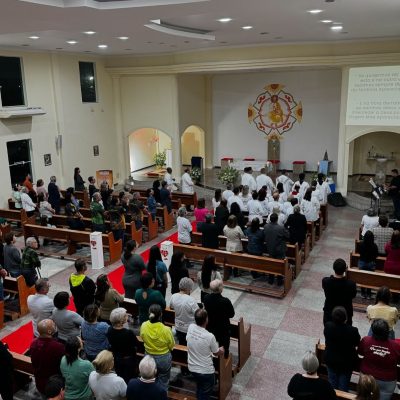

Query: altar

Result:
[221,158,268,171]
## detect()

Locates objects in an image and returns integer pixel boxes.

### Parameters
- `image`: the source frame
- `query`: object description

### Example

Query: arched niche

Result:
[128,128,172,172]
[180,125,205,166]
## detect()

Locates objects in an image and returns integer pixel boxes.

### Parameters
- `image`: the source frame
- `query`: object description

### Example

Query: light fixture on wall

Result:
[55,134,62,153]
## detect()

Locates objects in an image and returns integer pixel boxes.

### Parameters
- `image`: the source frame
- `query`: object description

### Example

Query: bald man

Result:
[30,319,65,396]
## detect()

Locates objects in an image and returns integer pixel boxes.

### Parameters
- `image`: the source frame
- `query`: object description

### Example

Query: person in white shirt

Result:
[316,173,331,204]
[27,279,54,337]
[212,189,222,212]
[360,208,380,237]
[311,180,323,203]
[282,196,296,217]
[222,184,234,201]
[177,207,192,244]
[268,192,283,214]
[223,215,245,252]
[164,167,178,192]
[181,168,194,194]
[186,308,224,399]
[258,189,270,216]
[89,350,127,400]
[227,187,245,212]
[21,186,37,215]
[300,188,320,222]
[276,170,294,196]
[276,182,288,203]
[239,185,251,212]
[267,206,287,226]
[241,167,257,192]
[256,167,275,193]
[247,192,264,223]
[292,173,310,199]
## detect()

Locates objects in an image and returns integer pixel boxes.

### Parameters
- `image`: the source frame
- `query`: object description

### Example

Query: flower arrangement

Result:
[153,150,166,169]
[190,167,202,183]
[217,166,240,185]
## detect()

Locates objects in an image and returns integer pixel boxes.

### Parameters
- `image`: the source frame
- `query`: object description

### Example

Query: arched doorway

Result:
[128,128,172,172]
[181,125,205,167]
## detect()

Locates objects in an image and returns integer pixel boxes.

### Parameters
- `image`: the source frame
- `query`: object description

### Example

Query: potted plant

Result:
[153,150,166,169]
[217,166,240,185]
[190,167,202,184]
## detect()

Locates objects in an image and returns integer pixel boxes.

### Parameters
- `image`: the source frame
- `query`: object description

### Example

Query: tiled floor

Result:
[3,172,397,399]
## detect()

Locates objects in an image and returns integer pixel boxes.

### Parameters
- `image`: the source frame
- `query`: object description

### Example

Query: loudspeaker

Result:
[327,192,346,207]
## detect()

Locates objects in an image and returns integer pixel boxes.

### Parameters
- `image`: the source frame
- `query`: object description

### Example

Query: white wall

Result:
[212,69,342,171]
[0,50,119,206]
[181,126,205,165]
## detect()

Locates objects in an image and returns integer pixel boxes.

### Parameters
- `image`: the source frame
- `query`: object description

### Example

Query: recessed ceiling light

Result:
[118,36,129,40]
[307,9,323,14]
[218,18,232,23]
[98,44,108,48]
[320,20,332,23]
[29,36,40,40]
[242,26,253,30]
[84,31,96,35]
[66,40,78,45]
[331,25,343,31]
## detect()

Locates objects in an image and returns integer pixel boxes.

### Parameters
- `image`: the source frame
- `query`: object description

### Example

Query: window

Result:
[0,56,25,107]
[79,61,97,102]
[7,139,33,186]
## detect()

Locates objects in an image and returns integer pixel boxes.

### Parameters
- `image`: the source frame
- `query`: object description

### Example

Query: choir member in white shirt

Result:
[268,192,283,214]
[256,167,275,193]
[258,189,270,216]
[311,180,323,203]
[276,170,294,196]
[164,167,178,192]
[267,206,287,226]
[291,173,310,199]
[300,188,320,222]
[282,196,296,217]
[316,173,331,204]
[212,189,222,212]
[241,167,257,192]
[276,182,288,203]
[247,191,264,223]
[222,184,234,201]
[181,168,194,194]
[227,187,245,212]
[239,185,251,212]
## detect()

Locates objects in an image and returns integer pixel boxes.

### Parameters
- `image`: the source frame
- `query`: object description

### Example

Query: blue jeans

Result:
[191,372,215,400]
[149,352,172,392]
[375,379,397,400]
[327,367,352,392]
[358,261,375,297]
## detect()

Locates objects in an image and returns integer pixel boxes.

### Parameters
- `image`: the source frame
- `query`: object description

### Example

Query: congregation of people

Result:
[0,164,400,400]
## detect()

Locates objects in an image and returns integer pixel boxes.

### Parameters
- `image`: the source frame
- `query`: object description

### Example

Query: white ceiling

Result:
[0,0,399,56]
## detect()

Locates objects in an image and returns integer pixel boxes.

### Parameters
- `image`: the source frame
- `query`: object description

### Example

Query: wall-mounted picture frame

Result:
[93,145,99,157]
[44,153,52,166]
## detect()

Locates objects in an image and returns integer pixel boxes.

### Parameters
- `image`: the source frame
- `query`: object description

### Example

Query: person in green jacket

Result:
[21,236,41,286]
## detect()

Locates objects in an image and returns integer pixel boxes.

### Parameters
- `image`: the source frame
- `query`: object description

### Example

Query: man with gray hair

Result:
[126,355,167,400]
[284,204,308,247]
[28,279,54,337]
[20,236,41,286]
[203,279,235,358]
[197,214,219,249]
[90,192,106,232]
[177,207,192,244]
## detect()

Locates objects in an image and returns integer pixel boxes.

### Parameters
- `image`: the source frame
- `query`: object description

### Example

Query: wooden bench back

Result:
[0,208,34,224]
[347,267,400,293]
[3,276,35,316]
[60,190,90,208]
[349,251,386,270]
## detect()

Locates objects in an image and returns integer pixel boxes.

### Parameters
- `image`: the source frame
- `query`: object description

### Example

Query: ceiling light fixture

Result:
[66,40,78,44]
[218,18,232,23]
[307,9,323,14]
[242,26,253,30]
[331,25,343,31]
[29,36,40,39]
[320,20,332,23]
[84,31,96,35]
[117,36,129,40]
[98,44,108,48]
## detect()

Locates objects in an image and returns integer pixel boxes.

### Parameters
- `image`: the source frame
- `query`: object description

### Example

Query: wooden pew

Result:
[191,231,302,278]
[60,189,90,208]
[130,189,182,210]
[122,298,251,373]
[23,224,122,265]
[0,222,12,237]
[347,267,400,293]
[0,208,36,225]
[349,252,386,271]
[3,276,35,319]
[157,206,175,232]
[320,203,328,228]
[173,244,291,298]
[307,221,316,249]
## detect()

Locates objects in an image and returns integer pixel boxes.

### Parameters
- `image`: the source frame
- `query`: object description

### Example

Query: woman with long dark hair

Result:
[74,167,85,191]
[229,202,246,231]
[197,255,221,302]
[358,230,378,299]
[147,245,168,298]
[95,274,124,323]
[121,240,145,299]
[212,189,222,212]
[168,251,189,295]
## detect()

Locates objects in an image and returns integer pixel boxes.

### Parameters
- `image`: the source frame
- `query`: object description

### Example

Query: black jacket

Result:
[69,274,96,316]
[198,222,219,249]
[285,213,307,245]
[214,206,229,235]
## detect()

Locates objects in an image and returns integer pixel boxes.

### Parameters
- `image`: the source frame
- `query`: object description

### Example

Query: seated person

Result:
[372,215,393,255]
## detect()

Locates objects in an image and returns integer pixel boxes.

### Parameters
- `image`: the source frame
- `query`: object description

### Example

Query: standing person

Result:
[146,245,168,298]
[3,232,21,277]
[186,308,224,400]
[52,291,83,343]
[164,167,177,192]
[69,258,96,316]
[36,179,48,200]
[223,215,245,252]
[90,192,106,233]
[367,287,399,339]
[245,218,265,256]
[21,186,37,217]
[168,251,189,295]
[212,189,222,212]
[241,167,257,192]
[256,167,274,193]
[203,280,235,358]
[146,188,157,221]
[38,192,55,225]
[135,272,166,324]
[181,167,194,194]
[73,167,85,191]
[107,308,140,384]
[30,319,65,397]
[44,375,66,400]
[194,198,210,227]
[322,258,357,325]
[276,170,294,196]
[12,183,22,209]
[88,176,98,200]
[214,199,229,235]
[227,187,245,212]
[109,197,126,244]
[89,350,127,400]
[300,188,320,222]
[0,341,14,400]
[247,191,264,224]
[383,231,400,275]
[21,236,41,286]
[95,274,124,323]
[358,231,378,298]
[140,304,175,391]
[387,168,400,219]
[229,202,246,231]
[100,181,113,211]
[159,181,172,213]
[284,205,308,247]
[355,374,380,400]
[240,185,251,211]
[65,191,85,231]
[287,351,336,400]
[316,173,331,205]
[222,183,234,202]
[121,240,146,299]
[48,176,62,215]
[126,356,167,400]
[360,208,379,238]
[292,173,309,199]
[324,307,361,392]
[197,255,222,303]
[198,214,219,249]
[151,180,161,204]
[177,207,192,244]
[23,173,37,202]
[372,216,394,255]
[27,279,54,337]
[60,336,95,400]
[358,319,400,400]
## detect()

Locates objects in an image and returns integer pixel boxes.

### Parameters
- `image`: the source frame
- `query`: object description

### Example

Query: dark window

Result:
[79,61,97,103]
[7,139,33,186]
[0,56,25,106]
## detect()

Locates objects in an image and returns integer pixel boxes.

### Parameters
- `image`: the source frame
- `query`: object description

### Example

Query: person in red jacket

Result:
[383,231,400,275]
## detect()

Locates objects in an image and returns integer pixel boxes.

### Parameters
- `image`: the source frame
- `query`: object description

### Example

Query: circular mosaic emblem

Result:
[248,84,302,139]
